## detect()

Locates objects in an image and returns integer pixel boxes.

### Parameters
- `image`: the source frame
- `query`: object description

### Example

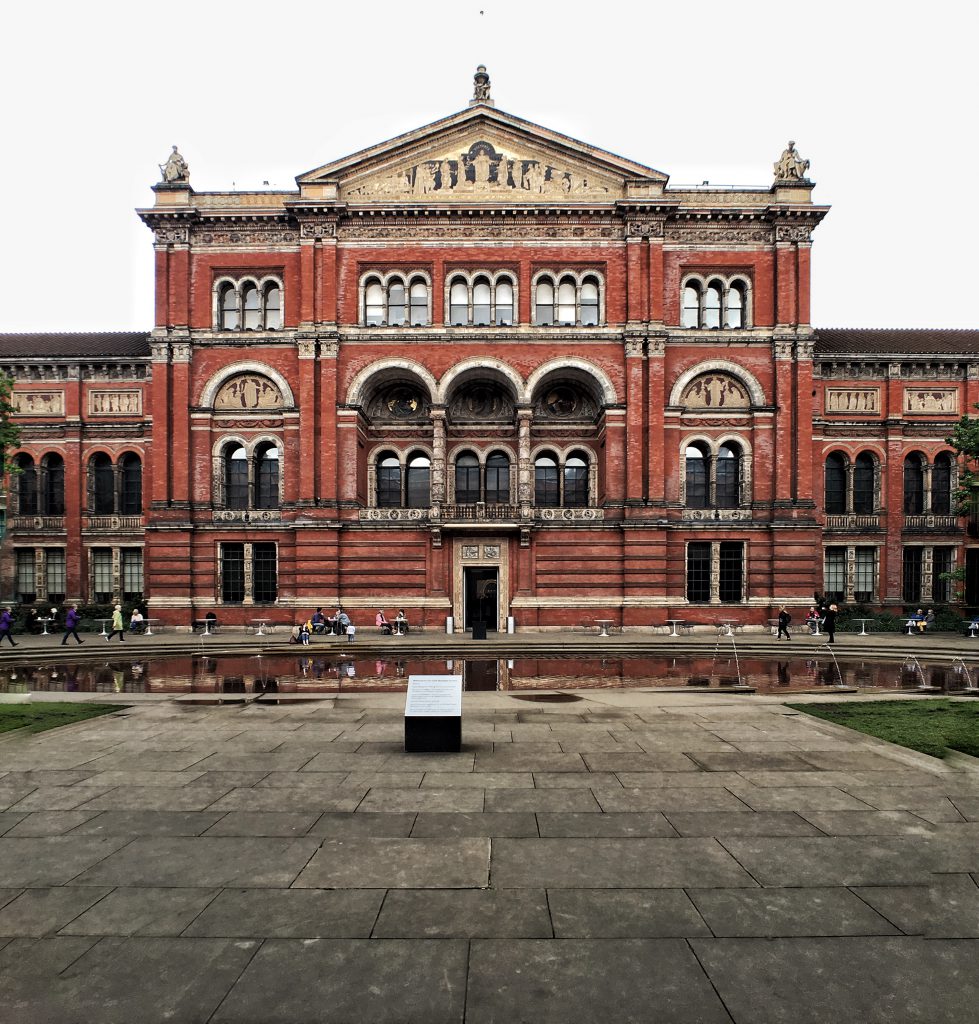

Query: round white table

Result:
[594,619,615,637]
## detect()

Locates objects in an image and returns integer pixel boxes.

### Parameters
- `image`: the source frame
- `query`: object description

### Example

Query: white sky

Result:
[1,0,974,333]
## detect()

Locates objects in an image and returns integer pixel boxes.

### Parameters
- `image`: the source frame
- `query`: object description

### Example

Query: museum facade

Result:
[3,71,978,629]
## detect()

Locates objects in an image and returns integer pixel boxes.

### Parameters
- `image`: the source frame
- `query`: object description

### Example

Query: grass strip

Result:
[788,699,979,759]
[0,704,123,735]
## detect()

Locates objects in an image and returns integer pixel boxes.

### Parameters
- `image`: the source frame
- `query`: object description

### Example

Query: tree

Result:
[0,372,21,480]
[940,405,979,600]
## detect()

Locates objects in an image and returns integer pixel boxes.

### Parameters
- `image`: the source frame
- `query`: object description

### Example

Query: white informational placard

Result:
[405,675,463,717]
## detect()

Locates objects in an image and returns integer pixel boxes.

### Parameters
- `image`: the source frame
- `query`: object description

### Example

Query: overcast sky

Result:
[1,0,973,334]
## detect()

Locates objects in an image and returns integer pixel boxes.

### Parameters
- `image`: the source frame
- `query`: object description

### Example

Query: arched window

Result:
[564,453,589,508]
[15,454,37,515]
[535,279,554,325]
[387,279,406,326]
[557,277,576,324]
[225,445,249,510]
[682,284,701,329]
[932,452,954,515]
[406,454,430,508]
[376,453,402,507]
[496,280,514,325]
[486,452,510,504]
[455,452,481,504]
[119,453,142,515]
[903,453,925,515]
[715,443,741,508]
[853,453,875,514]
[242,284,261,330]
[727,283,745,328]
[473,278,491,325]
[264,284,281,329]
[41,453,64,515]
[219,283,238,330]
[580,278,600,326]
[535,453,559,507]
[685,445,710,509]
[704,282,723,329]
[450,279,469,325]
[364,280,384,325]
[824,453,847,515]
[409,280,429,325]
[90,453,115,514]
[255,445,279,509]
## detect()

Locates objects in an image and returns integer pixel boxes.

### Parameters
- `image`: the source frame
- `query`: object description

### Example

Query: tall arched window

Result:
[535,279,554,325]
[853,453,875,514]
[473,278,491,325]
[119,453,142,515]
[225,445,249,510]
[903,453,925,515]
[557,277,576,324]
[704,283,723,329]
[264,284,281,329]
[564,453,589,508]
[580,278,600,326]
[450,279,469,325]
[15,454,37,515]
[409,280,428,325]
[364,280,384,325]
[242,284,261,330]
[41,453,65,515]
[387,279,406,326]
[932,452,954,515]
[486,452,510,504]
[682,284,701,329]
[377,453,402,507]
[406,454,430,508]
[824,453,847,515]
[715,443,741,508]
[535,453,559,507]
[255,445,279,509]
[496,280,514,325]
[455,452,481,504]
[685,445,710,509]
[727,283,745,328]
[219,283,238,330]
[90,453,115,514]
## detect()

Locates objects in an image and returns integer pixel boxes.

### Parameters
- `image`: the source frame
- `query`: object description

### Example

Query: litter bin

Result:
[472,621,487,640]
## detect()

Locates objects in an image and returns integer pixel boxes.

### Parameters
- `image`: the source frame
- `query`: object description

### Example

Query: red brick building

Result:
[4,75,978,628]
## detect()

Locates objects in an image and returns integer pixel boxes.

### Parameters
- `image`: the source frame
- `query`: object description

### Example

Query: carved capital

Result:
[296,339,317,360]
[774,340,795,360]
[624,337,645,357]
[796,339,815,360]
[648,336,667,357]
[171,343,191,363]
[150,342,170,364]
[319,340,340,359]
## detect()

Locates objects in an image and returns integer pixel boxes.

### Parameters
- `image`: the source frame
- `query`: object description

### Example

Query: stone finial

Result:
[469,65,494,107]
[773,140,810,182]
[159,145,189,184]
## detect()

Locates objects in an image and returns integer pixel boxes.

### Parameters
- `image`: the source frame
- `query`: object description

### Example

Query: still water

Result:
[0,653,974,696]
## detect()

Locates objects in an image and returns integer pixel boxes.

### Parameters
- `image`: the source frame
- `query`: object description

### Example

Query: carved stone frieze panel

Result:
[775,225,812,242]
[213,510,281,523]
[680,373,750,410]
[682,509,752,521]
[339,223,620,240]
[300,222,337,239]
[193,229,299,246]
[825,388,880,414]
[214,374,284,411]
[904,388,958,414]
[154,226,190,244]
[536,508,603,521]
[359,508,426,522]
[12,391,64,416]
[626,221,664,238]
[89,390,142,416]
[665,226,772,244]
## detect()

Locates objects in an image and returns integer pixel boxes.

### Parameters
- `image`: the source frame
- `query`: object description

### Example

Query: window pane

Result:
[473,280,491,325]
[264,285,281,329]
[120,455,142,515]
[853,454,875,514]
[580,279,599,326]
[686,542,710,602]
[46,548,66,602]
[225,446,248,510]
[682,285,700,329]
[220,285,238,330]
[406,455,430,508]
[534,455,559,507]
[854,546,875,602]
[824,454,846,514]
[486,453,510,504]
[715,445,740,508]
[450,280,468,325]
[242,285,261,330]
[16,549,36,603]
[91,455,114,514]
[455,454,481,504]
[256,447,279,509]
[377,455,401,507]
[932,454,953,515]
[535,280,554,325]
[387,281,406,326]
[685,447,708,509]
[903,456,924,515]
[564,455,588,508]
[92,548,114,602]
[824,546,846,601]
[409,281,429,325]
[121,548,143,600]
[17,456,38,515]
[704,284,722,329]
[726,284,744,328]
[253,543,277,603]
[902,547,922,603]
[495,281,513,325]
[719,541,743,602]
[43,455,64,515]
[933,546,954,603]
[557,278,576,324]
[365,282,384,325]
[221,543,245,603]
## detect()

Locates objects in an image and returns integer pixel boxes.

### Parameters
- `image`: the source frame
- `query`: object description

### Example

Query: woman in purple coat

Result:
[61,605,84,646]
[0,607,16,647]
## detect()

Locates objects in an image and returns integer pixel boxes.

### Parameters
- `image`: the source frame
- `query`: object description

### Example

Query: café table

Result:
[96,618,112,637]
[717,618,740,637]
[666,618,687,637]
[142,618,162,636]
[38,617,53,636]
[594,619,615,637]
[251,618,271,636]
[853,617,876,637]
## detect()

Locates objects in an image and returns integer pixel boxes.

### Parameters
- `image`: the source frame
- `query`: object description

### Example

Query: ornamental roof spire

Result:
[469,65,494,108]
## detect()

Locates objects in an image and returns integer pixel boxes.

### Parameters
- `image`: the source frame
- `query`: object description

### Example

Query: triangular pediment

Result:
[297,106,667,204]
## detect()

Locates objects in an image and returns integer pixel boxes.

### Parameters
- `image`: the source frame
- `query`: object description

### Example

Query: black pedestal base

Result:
[405,716,461,753]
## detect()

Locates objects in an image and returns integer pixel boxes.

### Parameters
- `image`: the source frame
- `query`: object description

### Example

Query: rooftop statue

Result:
[160,145,189,184]
[472,65,492,103]
[774,140,810,182]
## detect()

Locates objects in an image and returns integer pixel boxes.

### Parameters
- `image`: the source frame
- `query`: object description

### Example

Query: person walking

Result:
[61,604,84,646]
[106,604,126,643]
[776,606,792,640]
[823,602,838,645]
[0,607,17,647]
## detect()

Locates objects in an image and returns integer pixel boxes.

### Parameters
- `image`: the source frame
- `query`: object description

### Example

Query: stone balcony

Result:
[84,515,144,531]
[903,514,960,533]
[358,504,605,526]
[7,515,66,533]
[824,514,881,531]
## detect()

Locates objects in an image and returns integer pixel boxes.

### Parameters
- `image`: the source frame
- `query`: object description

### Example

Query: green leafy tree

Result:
[0,372,21,481]
[941,404,979,599]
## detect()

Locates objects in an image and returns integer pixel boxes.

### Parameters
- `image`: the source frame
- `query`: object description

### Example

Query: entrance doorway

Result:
[464,567,498,631]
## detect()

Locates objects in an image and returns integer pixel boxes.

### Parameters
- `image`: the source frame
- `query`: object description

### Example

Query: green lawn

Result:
[789,699,979,759]
[0,703,122,735]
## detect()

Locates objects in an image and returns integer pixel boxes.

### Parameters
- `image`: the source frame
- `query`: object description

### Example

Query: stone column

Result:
[624,336,646,503]
[430,407,447,506]
[297,338,317,503]
[517,407,533,509]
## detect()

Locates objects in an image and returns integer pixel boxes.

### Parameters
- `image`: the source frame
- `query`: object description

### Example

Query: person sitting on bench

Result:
[376,610,392,635]
[311,608,327,634]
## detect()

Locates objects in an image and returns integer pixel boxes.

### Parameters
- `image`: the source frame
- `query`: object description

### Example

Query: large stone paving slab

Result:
[547,889,710,937]
[665,810,822,837]
[293,837,490,889]
[60,886,222,936]
[536,811,676,838]
[692,936,979,1023]
[491,837,757,888]
[212,938,468,1024]
[373,889,551,938]
[852,876,979,937]
[466,938,731,1023]
[410,812,539,837]
[0,887,112,936]
[0,836,131,886]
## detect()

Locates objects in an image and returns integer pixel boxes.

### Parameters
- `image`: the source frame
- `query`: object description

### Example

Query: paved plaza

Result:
[0,687,977,1022]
